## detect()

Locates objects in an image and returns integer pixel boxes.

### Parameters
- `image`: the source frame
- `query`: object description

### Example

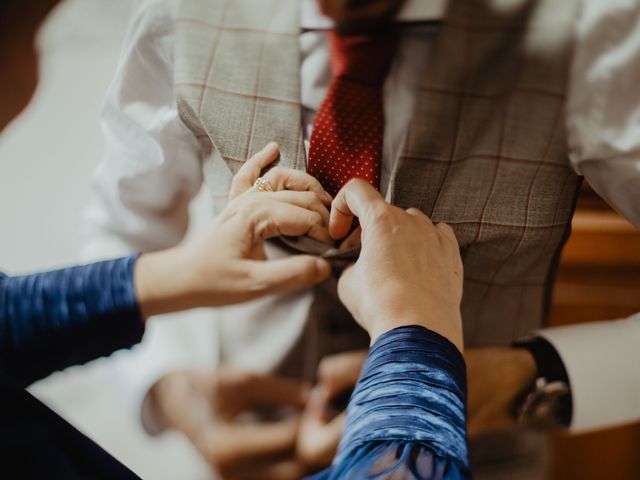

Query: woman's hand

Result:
[134,145,333,318]
[330,179,464,351]
[229,142,333,244]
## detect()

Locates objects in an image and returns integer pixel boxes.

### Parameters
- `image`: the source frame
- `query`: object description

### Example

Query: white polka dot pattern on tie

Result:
[308,29,398,197]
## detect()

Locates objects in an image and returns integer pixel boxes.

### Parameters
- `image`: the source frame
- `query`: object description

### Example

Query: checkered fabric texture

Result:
[174,0,581,348]
[175,0,305,172]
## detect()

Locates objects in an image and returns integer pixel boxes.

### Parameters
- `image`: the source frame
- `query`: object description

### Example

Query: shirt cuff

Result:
[539,314,640,432]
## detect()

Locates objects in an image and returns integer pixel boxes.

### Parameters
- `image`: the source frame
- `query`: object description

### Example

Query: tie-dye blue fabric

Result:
[309,326,470,479]
[0,255,142,386]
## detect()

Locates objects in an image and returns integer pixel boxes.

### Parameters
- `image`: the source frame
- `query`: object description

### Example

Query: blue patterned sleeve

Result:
[308,326,470,480]
[0,255,144,387]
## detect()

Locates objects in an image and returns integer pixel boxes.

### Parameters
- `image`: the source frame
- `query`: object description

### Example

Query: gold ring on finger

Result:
[253,176,274,192]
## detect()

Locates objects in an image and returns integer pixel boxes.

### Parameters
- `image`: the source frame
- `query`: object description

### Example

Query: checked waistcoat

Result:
[174,0,581,371]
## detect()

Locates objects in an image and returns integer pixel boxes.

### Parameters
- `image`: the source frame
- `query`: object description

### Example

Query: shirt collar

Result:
[301,0,447,30]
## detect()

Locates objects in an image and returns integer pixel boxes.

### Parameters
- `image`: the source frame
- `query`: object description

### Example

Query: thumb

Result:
[247,255,331,295]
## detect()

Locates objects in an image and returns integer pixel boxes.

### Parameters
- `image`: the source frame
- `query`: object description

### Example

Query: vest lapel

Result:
[175,0,305,173]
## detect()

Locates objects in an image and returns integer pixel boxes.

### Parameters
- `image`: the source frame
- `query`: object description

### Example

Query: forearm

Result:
[368,303,463,352]
[0,255,143,386]
[313,326,470,479]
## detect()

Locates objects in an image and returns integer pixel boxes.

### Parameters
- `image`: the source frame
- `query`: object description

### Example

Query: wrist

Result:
[506,349,538,404]
[368,307,463,353]
[134,248,198,319]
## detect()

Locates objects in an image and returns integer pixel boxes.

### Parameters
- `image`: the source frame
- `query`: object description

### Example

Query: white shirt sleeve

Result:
[567,0,640,228]
[82,0,216,433]
[540,0,640,432]
[83,0,203,260]
[539,314,640,432]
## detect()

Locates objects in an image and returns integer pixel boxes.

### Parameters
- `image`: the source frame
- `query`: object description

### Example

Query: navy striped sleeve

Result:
[309,325,470,480]
[0,255,144,386]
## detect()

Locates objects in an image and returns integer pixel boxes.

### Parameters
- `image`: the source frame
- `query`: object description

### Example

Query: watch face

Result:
[518,379,571,430]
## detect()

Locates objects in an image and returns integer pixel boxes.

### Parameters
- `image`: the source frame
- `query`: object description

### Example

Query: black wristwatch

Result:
[513,336,573,430]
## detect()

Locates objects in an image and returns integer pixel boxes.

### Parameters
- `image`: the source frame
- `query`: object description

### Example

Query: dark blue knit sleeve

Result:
[308,326,470,480]
[0,255,144,387]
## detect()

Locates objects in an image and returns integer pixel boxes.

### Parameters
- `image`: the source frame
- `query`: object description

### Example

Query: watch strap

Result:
[513,336,573,427]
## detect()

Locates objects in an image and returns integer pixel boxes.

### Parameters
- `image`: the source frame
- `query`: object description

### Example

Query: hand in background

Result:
[330,179,464,350]
[297,350,367,470]
[150,368,309,480]
[134,143,332,319]
[465,346,537,437]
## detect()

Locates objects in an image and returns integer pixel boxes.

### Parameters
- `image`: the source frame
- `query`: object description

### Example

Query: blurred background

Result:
[0,1,211,478]
[0,1,638,479]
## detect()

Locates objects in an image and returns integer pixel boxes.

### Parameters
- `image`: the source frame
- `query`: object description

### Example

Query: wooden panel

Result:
[561,211,640,267]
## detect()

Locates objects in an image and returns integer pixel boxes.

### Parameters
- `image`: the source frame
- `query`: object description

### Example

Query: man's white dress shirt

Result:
[85,0,640,433]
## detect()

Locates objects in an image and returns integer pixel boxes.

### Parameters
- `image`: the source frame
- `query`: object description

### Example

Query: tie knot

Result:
[328,29,398,85]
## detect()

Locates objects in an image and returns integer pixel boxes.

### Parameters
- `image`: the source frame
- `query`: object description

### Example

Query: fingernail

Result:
[265,142,279,151]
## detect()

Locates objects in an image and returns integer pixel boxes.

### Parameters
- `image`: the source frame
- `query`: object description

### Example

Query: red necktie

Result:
[307,30,398,197]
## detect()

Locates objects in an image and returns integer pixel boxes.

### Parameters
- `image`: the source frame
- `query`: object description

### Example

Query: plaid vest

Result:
[174,0,581,350]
